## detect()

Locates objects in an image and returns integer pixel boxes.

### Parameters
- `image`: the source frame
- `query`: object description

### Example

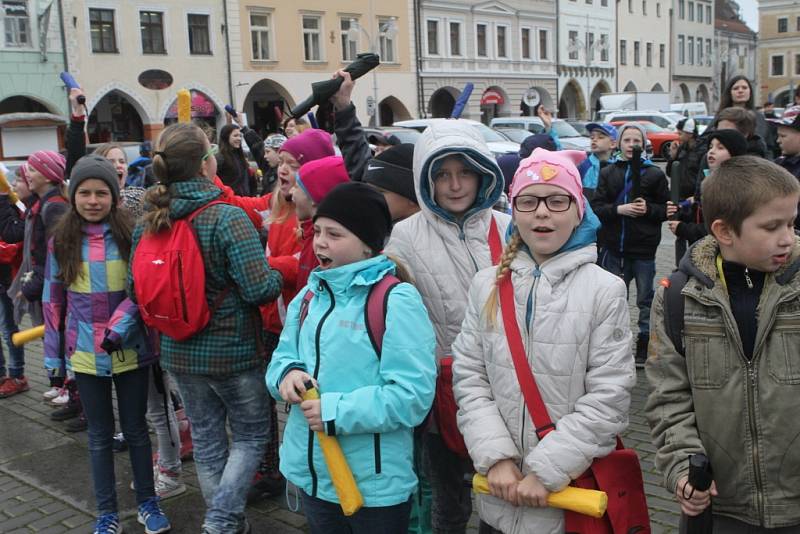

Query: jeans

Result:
[599,248,656,337]
[75,367,154,515]
[679,514,800,533]
[0,290,24,378]
[146,366,181,473]
[421,432,473,534]
[301,491,412,534]
[171,366,269,534]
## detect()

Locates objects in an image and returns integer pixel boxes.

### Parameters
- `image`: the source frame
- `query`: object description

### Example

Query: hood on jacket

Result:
[307,254,396,294]
[164,177,223,220]
[413,121,503,225]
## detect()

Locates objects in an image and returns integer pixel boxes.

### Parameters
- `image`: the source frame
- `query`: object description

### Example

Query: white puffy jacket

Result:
[452,245,635,534]
[384,121,511,361]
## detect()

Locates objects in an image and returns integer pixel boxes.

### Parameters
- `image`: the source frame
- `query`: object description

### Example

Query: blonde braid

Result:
[482,230,523,328]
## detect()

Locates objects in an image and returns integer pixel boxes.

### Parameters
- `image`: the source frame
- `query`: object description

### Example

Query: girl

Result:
[0,167,24,395]
[42,155,170,534]
[452,149,635,534]
[716,75,772,155]
[267,182,437,534]
[129,122,282,534]
[216,124,253,196]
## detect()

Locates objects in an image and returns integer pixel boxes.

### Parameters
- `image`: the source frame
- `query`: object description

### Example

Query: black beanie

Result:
[363,144,417,204]
[68,155,121,203]
[314,182,392,253]
[708,129,748,158]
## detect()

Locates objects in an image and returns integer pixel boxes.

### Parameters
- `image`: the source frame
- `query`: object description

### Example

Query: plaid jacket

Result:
[128,178,283,375]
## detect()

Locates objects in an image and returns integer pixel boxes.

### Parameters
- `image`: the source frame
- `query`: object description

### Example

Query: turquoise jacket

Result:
[266,255,437,507]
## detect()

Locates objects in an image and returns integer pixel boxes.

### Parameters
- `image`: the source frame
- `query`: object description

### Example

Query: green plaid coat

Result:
[128,178,282,375]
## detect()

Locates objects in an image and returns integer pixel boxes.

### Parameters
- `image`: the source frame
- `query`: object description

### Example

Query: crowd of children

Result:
[0,70,799,534]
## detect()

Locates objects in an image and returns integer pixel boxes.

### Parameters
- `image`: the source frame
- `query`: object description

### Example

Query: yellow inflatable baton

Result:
[12,325,45,347]
[177,88,192,123]
[301,381,364,516]
[0,165,19,205]
[472,474,607,518]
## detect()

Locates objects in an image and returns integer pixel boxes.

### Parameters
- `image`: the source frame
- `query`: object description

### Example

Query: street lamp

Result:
[567,20,609,119]
[347,16,398,126]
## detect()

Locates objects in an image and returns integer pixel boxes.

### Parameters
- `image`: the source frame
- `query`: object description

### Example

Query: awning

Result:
[481,89,505,106]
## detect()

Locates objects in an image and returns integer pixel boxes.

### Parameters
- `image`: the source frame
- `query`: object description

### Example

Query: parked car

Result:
[362,127,421,146]
[565,120,591,137]
[488,117,590,151]
[692,115,714,135]
[393,118,519,156]
[604,110,679,131]
[610,120,678,160]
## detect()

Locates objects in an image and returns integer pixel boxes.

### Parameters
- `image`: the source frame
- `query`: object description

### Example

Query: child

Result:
[267,182,436,534]
[452,148,635,533]
[714,107,768,158]
[0,167,24,395]
[263,134,287,192]
[579,122,618,200]
[773,106,800,182]
[591,122,669,367]
[43,155,170,534]
[646,156,800,532]
[363,144,421,223]
[384,121,511,534]
[667,129,748,247]
[128,123,283,534]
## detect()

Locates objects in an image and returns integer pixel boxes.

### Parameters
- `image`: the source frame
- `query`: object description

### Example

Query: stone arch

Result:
[695,84,710,107]
[558,79,586,119]
[87,89,147,142]
[479,85,511,124]
[679,83,691,103]
[651,82,665,92]
[378,96,412,126]
[428,86,459,118]
[87,82,152,123]
[623,81,637,92]
[159,82,226,125]
[590,80,612,118]
[0,95,61,115]
[243,78,296,134]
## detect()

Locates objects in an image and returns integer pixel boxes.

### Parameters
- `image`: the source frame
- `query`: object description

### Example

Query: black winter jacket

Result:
[591,159,669,259]
[333,103,371,182]
[666,140,703,200]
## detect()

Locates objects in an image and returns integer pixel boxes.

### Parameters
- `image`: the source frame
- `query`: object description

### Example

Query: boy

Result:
[773,106,800,179]
[591,122,669,366]
[363,143,421,222]
[579,122,617,200]
[646,156,800,532]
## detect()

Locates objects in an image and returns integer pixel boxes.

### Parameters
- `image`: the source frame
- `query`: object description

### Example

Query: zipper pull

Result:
[744,268,753,289]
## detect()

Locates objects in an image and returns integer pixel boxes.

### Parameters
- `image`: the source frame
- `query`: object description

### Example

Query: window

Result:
[587,32,595,60]
[601,0,608,6]
[250,12,272,60]
[678,0,685,19]
[634,41,640,65]
[696,36,702,64]
[568,30,578,60]
[620,39,627,65]
[797,15,800,30]
[476,23,487,57]
[678,35,684,64]
[778,17,788,33]
[697,4,703,22]
[496,25,507,58]
[538,29,549,59]
[642,1,647,15]
[688,2,694,21]
[140,11,165,54]
[688,36,694,64]
[646,42,652,66]
[586,0,592,5]
[628,0,633,13]
[449,21,461,56]
[795,54,800,75]
[302,15,322,61]
[188,14,211,55]
[427,19,439,55]
[601,34,609,61]
[659,43,665,67]
[771,55,784,76]
[3,0,29,47]
[340,18,357,61]
[521,27,531,59]
[378,17,396,63]
[657,2,661,17]
[706,39,712,65]
[706,6,711,23]
[89,8,116,53]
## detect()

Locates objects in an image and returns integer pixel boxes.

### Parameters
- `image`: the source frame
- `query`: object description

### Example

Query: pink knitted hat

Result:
[279,129,335,165]
[27,150,66,184]
[510,148,587,219]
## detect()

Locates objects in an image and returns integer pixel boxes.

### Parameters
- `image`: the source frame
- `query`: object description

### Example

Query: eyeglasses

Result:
[513,194,573,213]
[202,145,219,161]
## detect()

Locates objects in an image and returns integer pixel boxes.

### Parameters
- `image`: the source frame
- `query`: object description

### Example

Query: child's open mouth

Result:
[317,254,333,268]
[533,227,554,233]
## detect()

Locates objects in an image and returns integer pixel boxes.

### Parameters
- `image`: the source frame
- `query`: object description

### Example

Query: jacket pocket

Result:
[684,324,730,389]
[767,318,800,385]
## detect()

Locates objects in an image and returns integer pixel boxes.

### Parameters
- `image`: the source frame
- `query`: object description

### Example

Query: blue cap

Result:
[585,122,618,141]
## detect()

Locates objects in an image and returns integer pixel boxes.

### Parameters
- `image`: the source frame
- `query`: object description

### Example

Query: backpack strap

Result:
[488,216,502,265]
[185,199,230,312]
[299,289,314,328]
[364,274,401,358]
[660,270,689,357]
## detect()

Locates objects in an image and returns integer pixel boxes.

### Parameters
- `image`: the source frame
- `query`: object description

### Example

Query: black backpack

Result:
[662,270,690,356]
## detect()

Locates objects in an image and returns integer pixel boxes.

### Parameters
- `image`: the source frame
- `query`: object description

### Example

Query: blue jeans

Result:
[171,366,269,533]
[301,491,412,534]
[0,290,24,378]
[422,432,473,534]
[599,248,655,336]
[75,367,154,515]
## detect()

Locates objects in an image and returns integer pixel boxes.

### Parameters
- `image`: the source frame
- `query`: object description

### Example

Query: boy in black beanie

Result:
[363,144,420,222]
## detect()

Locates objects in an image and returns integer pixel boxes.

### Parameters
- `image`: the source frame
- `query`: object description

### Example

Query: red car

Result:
[610,121,679,160]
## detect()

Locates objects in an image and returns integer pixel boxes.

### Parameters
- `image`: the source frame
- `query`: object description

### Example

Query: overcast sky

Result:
[736,0,759,32]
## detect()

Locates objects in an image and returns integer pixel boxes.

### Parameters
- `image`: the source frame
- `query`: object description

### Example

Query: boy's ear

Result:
[710,218,735,245]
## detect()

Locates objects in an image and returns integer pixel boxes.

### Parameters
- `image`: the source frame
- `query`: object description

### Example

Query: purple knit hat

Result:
[27,151,66,184]
[279,129,335,165]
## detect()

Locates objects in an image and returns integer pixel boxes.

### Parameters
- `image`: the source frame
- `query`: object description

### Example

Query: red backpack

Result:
[132,201,229,341]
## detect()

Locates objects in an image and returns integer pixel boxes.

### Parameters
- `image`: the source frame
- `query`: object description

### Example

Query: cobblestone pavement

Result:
[0,228,682,533]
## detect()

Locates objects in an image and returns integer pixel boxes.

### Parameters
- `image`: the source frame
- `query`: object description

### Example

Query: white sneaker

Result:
[42,386,60,400]
[49,388,70,406]
[155,470,186,500]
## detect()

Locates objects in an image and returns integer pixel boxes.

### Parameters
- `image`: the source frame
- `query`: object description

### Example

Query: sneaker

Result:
[246,472,285,503]
[65,412,88,432]
[51,401,81,421]
[0,376,29,398]
[49,388,70,406]
[635,334,649,369]
[42,386,61,401]
[155,469,186,500]
[137,496,171,534]
[112,433,127,453]
[93,512,123,534]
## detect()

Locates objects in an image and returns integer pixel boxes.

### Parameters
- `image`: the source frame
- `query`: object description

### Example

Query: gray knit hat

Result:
[616,122,648,147]
[68,155,120,203]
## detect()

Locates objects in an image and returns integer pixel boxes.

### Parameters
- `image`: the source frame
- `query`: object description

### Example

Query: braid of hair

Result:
[482,229,523,328]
